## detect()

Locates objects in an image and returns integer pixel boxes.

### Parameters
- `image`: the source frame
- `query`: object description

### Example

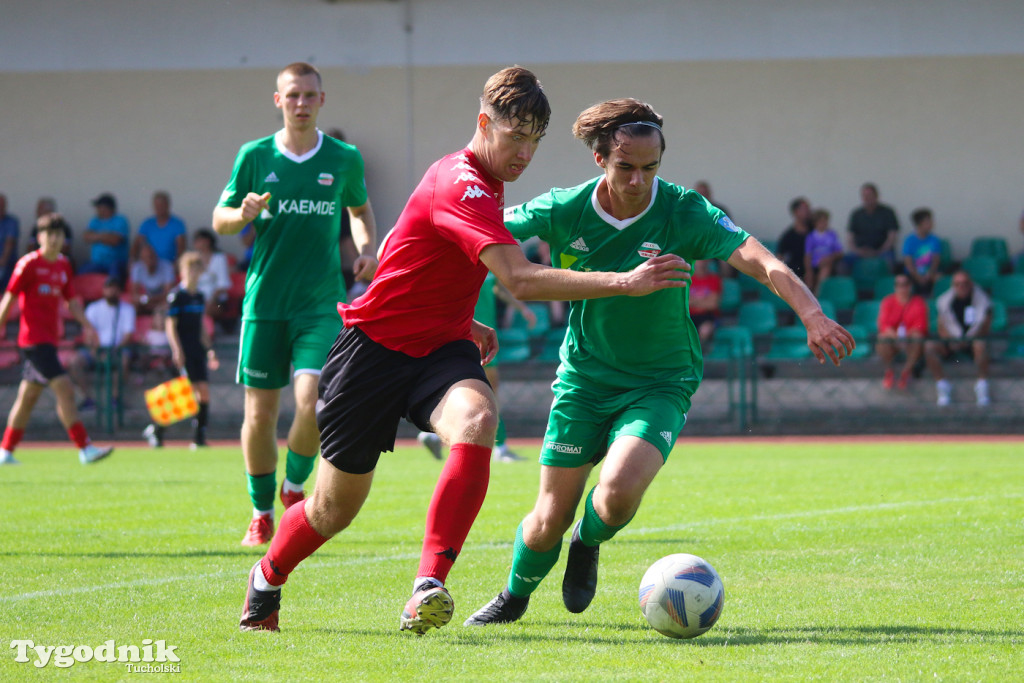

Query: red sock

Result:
[417,442,491,583]
[260,500,329,587]
[2,427,24,451]
[67,422,89,449]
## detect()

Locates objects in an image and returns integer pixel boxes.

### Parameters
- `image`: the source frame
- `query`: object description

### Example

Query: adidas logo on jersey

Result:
[264,172,280,183]
[460,185,491,201]
[569,237,589,252]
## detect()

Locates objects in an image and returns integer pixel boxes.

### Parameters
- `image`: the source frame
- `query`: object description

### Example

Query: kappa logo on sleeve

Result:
[460,185,491,202]
[454,172,484,185]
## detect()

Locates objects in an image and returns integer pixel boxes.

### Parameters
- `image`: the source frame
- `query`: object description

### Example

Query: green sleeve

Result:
[217,143,255,209]
[340,146,369,208]
[504,191,555,242]
[682,191,750,262]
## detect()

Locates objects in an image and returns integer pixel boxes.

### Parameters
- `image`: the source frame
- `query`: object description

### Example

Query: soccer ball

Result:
[638,553,724,639]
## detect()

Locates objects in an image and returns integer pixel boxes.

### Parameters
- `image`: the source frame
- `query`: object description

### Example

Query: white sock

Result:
[282,479,304,494]
[254,508,274,519]
[1,448,12,458]
[413,576,443,593]
[252,566,280,592]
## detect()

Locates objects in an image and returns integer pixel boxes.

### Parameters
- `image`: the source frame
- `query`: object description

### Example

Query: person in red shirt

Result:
[239,66,690,635]
[0,214,114,465]
[876,272,928,390]
[687,259,723,347]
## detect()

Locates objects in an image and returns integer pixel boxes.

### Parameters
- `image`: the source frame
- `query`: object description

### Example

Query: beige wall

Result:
[1,54,1022,262]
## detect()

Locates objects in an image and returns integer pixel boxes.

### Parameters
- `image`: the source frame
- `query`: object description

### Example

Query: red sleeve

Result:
[430,154,516,264]
[6,255,31,294]
[877,296,898,332]
[905,297,929,334]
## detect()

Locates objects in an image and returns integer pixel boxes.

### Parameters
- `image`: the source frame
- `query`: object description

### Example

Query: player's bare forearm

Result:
[213,192,270,236]
[0,291,12,330]
[348,201,377,256]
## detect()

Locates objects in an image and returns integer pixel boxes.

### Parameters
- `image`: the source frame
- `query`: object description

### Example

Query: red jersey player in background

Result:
[0,214,114,465]
[239,66,690,635]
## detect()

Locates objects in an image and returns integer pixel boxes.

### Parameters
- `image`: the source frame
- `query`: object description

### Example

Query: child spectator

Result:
[876,273,928,391]
[902,207,943,295]
[804,208,843,294]
[143,252,218,449]
[0,213,114,465]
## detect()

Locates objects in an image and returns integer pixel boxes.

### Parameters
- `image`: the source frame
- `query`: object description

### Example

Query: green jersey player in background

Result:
[213,62,378,546]
[465,98,854,626]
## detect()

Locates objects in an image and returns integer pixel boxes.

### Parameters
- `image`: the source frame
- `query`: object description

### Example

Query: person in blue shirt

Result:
[901,207,943,295]
[81,193,130,283]
[133,191,187,264]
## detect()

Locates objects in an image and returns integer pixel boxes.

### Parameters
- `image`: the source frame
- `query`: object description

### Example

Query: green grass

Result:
[1,440,1021,681]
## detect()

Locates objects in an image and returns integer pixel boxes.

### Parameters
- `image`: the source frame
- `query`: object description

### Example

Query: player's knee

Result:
[596,486,642,526]
[306,493,352,537]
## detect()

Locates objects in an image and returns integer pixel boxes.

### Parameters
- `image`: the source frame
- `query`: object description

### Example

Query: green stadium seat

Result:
[873,275,895,300]
[757,286,793,312]
[537,328,564,362]
[927,298,939,335]
[852,258,890,296]
[1004,324,1024,359]
[737,272,762,297]
[933,275,952,297]
[969,237,1010,272]
[990,274,1024,308]
[719,278,742,314]
[818,300,837,321]
[817,276,857,312]
[989,300,1007,333]
[938,238,955,273]
[495,328,531,364]
[736,301,778,337]
[960,256,999,290]
[704,325,753,360]
[842,324,873,360]
[851,300,882,336]
[764,325,813,360]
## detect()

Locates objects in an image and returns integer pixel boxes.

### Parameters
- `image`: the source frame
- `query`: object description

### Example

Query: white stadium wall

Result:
[1,0,1022,261]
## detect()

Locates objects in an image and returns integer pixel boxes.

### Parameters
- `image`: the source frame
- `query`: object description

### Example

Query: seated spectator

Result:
[845,182,899,270]
[68,277,136,411]
[0,193,19,290]
[876,273,928,391]
[803,208,843,294]
[28,197,74,265]
[902,207,943,296]
[81,193,130,283]
[139,305,173,374]
[925,270,991,406]
[193,228,231,325]
[777,197,812,280]
[129,242,176,315]
[688,259,721,347]
[132,190,186,264]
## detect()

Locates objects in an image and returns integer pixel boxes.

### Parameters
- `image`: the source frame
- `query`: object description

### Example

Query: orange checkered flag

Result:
[144,375,199,427]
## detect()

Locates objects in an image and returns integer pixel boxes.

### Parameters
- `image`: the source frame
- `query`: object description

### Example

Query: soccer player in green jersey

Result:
[465,98,855,626]
[213,62,378,546]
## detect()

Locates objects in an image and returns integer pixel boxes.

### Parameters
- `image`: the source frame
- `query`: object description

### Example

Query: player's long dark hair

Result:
[573,98,665,158]
[481,66,551,136]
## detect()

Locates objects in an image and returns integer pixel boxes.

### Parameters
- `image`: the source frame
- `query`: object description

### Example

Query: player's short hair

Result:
[178,250,203,272]
[572,98,665,158]
[481,66,550,135]
[911,207,932,226]
[36,212,69,234]
[278,62,322,89]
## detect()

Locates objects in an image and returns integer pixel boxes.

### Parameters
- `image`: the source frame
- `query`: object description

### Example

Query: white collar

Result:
[274,129,323,163]
[590,177,659,231]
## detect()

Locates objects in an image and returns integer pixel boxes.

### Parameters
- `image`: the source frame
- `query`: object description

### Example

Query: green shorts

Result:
[236,314,341,389]
[539,377,695,468]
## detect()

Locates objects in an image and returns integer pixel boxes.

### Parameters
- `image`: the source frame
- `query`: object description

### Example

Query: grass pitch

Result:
[1,438,1021,681]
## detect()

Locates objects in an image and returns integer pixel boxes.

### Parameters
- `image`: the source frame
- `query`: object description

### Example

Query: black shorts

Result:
[182,345,209,383]
[317,325,489,475]
[22,344,67,384]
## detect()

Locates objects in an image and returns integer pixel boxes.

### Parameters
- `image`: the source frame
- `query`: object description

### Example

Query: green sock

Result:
[285,448,317,485]
[246,471,276,513]
[578,486,634,547]
[507,522,562,598]
[495,416,507,448]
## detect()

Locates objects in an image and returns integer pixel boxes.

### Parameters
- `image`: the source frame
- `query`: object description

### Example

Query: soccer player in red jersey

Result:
[239,66,690,634]
[0,214,114,466]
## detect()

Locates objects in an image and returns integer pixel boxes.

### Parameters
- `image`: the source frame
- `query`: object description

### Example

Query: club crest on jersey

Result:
[638,241,662,258]
[317,172,334,186]
[718,215,740,232]
[461,185,491,202]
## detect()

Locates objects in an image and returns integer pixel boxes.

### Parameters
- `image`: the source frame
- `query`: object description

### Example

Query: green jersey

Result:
[218,130,368,320]
[505,177,748,388]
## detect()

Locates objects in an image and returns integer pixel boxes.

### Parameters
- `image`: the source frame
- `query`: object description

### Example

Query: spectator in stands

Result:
[902,207,943,296]
[803,208,843,295]
[925,270,992,406]
[28,197,74,264]
[777,197,812,280]
[81,193,130,283]
[0,193,19,290]
[876,273,928,391]
[0,213,114,466]
[693,180,731,218]
[129,241,176,315]
[132,190,186,264]
[688,259,721,347]
[68,276,136,411]
[846,182,899,269]
[192,228,231,320]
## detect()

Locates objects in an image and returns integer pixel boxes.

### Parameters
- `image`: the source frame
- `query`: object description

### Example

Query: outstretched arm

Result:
[727,237,855,365]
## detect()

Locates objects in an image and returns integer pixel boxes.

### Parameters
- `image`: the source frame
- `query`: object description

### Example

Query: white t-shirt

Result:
[85,299,136,347]
[197,252,230,302]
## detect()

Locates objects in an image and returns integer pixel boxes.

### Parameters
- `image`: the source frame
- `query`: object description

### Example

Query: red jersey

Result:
[877,293,928,335]
[340,148,517,357]
[6,250,75,347]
